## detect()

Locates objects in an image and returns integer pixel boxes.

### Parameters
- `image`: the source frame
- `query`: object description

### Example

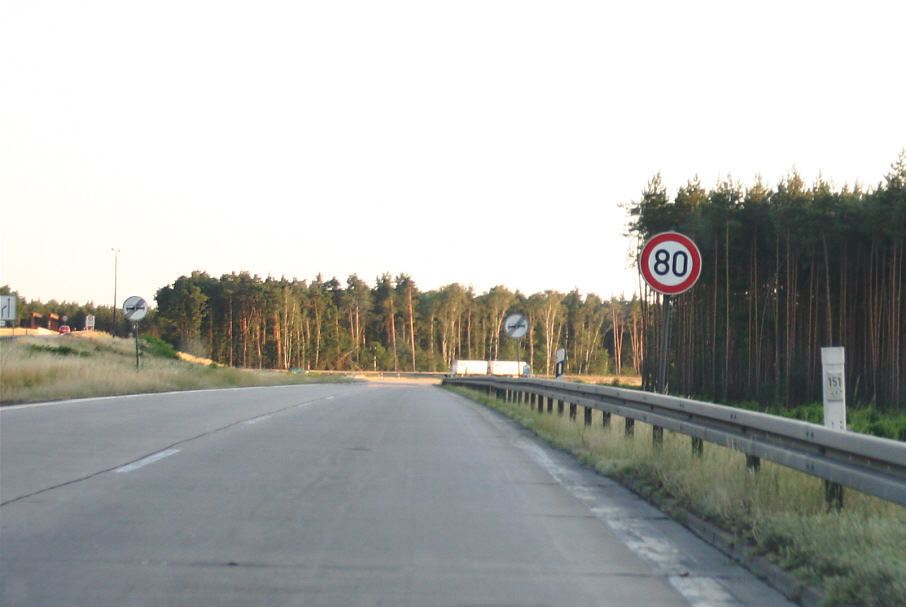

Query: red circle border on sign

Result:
[639,231,702,295]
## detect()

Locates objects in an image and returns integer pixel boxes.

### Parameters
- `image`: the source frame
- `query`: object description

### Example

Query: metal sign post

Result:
[122,296,149,370]
[504,313,529,375]
[656,295,673,393]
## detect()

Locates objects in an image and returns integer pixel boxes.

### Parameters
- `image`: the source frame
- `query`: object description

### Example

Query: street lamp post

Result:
[111,248,120,337]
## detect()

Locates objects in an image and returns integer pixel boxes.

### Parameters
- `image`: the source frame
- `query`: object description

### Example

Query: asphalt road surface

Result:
[0,383,797,607]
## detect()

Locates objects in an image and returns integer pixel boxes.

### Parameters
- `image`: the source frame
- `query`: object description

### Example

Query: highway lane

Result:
[0,383,796,606]
[0,384,350,505]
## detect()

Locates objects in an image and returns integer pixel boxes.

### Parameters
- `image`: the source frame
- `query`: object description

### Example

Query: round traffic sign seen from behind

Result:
[639,232,702,295]
[504,313,528,339]
[122,296,149,322]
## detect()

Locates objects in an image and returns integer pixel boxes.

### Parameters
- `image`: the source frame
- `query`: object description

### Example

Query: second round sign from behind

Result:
[122,296,149,322]
[639,232,702,295]
[504,313,528,339]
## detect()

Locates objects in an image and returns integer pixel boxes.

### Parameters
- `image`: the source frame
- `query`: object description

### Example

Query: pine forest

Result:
[6,154,904,412]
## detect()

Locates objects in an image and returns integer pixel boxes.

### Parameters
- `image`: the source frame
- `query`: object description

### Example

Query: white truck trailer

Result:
[488,360,531,377]
[449,360,489,376]
[450,360,531,377]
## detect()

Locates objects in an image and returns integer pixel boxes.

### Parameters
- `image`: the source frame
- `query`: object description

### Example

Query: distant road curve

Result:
[0,383,794,606]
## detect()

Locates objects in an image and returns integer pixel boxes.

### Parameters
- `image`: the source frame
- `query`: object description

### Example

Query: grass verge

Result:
[0,334,348,404]
[446,386,906,607]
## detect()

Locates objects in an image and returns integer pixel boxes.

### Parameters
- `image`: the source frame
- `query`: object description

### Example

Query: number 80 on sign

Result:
[639,232,702,295]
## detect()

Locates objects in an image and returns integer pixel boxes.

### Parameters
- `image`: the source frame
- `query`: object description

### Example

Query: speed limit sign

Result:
[640,232,702,295]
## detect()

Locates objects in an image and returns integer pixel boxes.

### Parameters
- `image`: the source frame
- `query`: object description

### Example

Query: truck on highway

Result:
[488,360,531,377]
[449,360,489,376]
[449,360,531,377]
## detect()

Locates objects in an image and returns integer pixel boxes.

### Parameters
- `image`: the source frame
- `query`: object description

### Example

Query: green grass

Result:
[447,386,906,607]
[26,343,90,357]
[0,334,348,404]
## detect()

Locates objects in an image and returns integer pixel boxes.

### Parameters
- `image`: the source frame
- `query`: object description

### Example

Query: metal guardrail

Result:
[443,375,906,507]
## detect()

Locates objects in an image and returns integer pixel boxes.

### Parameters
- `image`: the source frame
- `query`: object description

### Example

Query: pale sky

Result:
[2,1,904,308]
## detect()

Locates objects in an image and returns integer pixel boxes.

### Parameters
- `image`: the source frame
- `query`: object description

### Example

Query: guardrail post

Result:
[625,418,634,436]
[825,481,844,511]
[692,437,704,457]
[558,400,564,416]
[602,411,611,428]
[746,454,760,471]
[547,396,553,413]
[652,426,664,445]
[569,403,577,421]
[584,407,592,426]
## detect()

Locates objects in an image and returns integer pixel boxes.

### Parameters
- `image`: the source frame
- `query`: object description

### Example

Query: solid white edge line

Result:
[1,384,312,411]
[514,438,743,607]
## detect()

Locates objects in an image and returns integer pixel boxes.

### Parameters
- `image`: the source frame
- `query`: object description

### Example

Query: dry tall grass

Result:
[0,334,339,404]
[449,386,906,607]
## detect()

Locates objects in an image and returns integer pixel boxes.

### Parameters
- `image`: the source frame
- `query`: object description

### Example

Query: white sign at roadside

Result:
[0,295,16,323]
[821,347,846,431]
